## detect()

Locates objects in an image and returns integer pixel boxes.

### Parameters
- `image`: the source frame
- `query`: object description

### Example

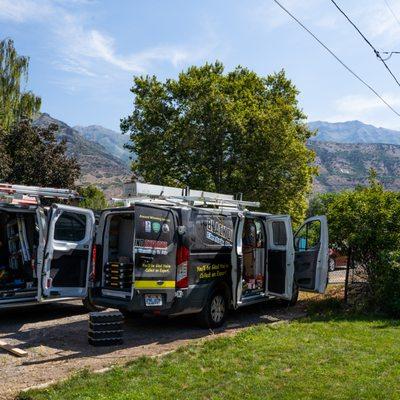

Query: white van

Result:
[0,184,95,309]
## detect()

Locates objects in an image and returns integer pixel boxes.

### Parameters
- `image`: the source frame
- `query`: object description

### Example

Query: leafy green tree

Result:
[0,39,41,132]
[0,119,80,188]
[121,62,316,222]
[315,174,400,315]
[78,185,109,210]
[307,192,338,218]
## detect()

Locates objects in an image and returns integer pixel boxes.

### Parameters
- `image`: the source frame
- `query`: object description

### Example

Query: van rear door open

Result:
[294,215,329,293]
[41,204,95,298]
[134,204,177,296]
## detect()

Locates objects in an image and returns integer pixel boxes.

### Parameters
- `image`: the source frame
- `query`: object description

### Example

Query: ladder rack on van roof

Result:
[0,183,80,206]
[116,182,260,209]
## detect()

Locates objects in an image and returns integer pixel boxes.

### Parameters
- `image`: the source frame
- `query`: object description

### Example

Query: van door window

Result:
[54,212,86,242]
[272,221,287,246]
[294,220,321,252]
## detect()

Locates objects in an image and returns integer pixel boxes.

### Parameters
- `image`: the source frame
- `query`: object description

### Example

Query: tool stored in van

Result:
[0,183,96,309]
[90,182,329,328]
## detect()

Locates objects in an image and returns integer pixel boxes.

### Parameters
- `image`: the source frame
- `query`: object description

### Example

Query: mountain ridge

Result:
[34,115,400,195]
[308,120,400,145]
[34,113,131,197]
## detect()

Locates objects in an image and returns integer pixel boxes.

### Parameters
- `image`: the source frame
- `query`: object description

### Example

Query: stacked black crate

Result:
[104,262,133,291]
[88,311,124,346]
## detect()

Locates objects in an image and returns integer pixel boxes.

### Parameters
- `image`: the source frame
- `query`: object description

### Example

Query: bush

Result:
[368,251,400,317]
[309,172,400,316]
[78,185,108,210]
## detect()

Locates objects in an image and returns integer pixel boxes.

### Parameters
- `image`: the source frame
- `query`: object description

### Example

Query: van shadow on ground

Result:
[0,299,301,367]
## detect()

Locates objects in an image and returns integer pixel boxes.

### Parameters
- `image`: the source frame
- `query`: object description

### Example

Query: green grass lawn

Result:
[20,309,400,400]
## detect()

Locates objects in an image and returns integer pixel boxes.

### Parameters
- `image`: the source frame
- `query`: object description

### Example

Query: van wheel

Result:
[282,282,299,307]
[198,289,227,329]
[328,257,336,272]
[82,297,104,312]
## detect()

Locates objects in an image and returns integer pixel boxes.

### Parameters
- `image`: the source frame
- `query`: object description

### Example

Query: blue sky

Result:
[1,0,400,132]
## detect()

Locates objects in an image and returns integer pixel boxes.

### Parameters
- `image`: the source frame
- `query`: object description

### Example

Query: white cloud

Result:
[0,0,52,22]
[250,0,336,30]
[335,93,400,114]
[1,0,218,79]
[323,93,400,130]
[358,1,400,47]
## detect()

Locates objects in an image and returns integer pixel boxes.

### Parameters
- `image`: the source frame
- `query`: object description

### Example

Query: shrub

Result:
[309,172,400,316]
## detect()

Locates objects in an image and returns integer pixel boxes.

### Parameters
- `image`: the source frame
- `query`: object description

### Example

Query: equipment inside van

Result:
[90,182,329,328]
[0,184,95,308]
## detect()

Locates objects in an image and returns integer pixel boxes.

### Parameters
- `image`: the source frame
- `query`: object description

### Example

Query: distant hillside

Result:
[310,141,400,192]
[34,114,130,197]
[309,120,400,145]
[74,124,131,164]
[32,115,400,195]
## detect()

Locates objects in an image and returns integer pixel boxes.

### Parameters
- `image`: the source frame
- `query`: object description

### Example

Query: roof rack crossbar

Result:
[117,182,260,209]
[0,183,79,200]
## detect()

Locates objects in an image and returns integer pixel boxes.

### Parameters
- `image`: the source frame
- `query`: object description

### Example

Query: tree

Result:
[78,185,108,210]
[0,39,41,132]
[0,141,10,181]
[310,174,400,316]
[121,62,316,222]
[0,119,80,188]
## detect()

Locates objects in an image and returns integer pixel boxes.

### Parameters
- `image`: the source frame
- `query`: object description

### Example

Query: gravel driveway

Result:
[0,299,307,400]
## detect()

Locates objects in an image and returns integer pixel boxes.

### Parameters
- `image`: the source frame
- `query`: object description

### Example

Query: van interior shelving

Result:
[0,210,38,298]
[242,217,266,297]
[103,213,134,293]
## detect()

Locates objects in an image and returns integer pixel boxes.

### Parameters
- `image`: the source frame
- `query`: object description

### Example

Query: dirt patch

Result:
[0,292,329,400]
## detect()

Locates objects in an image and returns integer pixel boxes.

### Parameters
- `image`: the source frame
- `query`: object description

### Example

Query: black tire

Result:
[198,289,227,329]
[281,282,299,307]
[82,296,105,312]
[328,257,336,272]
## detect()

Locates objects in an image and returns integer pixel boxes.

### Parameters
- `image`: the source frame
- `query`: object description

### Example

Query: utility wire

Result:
[330,0,400,89]
[383,0,400,29]
[380,51,400,61]
[272,0,400,119]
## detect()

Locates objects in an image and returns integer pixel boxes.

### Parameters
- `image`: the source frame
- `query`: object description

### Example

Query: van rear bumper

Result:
[90,284,212,316]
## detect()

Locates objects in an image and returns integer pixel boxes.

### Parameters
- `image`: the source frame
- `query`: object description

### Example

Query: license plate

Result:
[145,294,162,307]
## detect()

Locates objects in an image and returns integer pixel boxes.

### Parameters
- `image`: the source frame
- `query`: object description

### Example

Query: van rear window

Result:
[134,207,175,256]
[134,206,176,277]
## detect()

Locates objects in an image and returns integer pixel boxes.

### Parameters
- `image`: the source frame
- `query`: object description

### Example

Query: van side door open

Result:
[265,215,294,300]
[231,213,244,308]
[294,216,329,293]
[231,213,294,307]
[42,204,95,298]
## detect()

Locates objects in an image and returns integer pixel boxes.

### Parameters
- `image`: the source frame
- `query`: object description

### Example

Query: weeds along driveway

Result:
[0,299,308,400]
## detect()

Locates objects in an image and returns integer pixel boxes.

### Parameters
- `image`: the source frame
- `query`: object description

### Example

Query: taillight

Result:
[176,245,190,289]
[90,244,97,281]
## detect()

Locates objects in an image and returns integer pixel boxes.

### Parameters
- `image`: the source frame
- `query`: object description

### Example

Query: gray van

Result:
[90,183,329,328]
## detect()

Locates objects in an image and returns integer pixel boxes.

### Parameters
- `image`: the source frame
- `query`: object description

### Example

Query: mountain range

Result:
[34,113,130,197]
[309,120,400,145]
[34,114,400,196]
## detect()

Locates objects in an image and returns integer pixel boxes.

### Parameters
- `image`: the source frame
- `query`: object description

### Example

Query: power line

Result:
[272,0,400,119]
[383,0,400,29]
[330,0,400,89]
[380,51,400,61]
